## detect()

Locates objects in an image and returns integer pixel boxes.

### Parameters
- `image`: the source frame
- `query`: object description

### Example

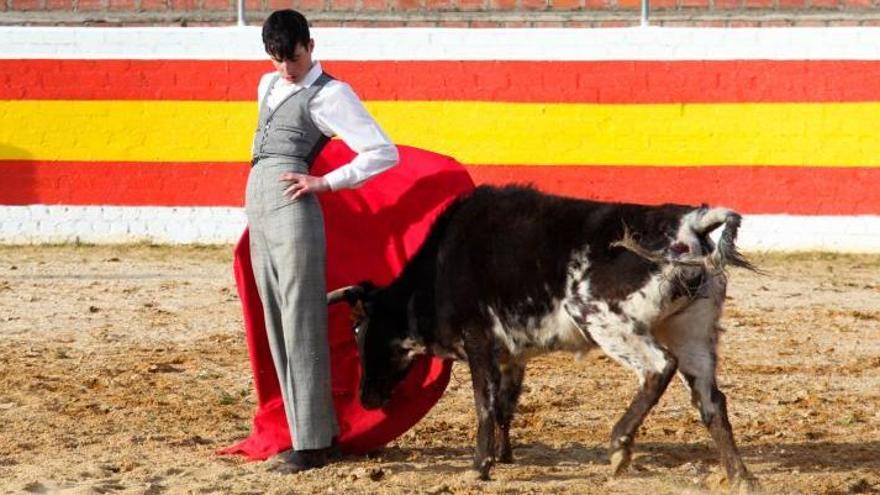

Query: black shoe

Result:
[264,444,337,474]
[327,437,342,460]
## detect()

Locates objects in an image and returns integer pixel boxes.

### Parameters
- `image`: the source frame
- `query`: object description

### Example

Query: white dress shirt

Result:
[257,61,399,191]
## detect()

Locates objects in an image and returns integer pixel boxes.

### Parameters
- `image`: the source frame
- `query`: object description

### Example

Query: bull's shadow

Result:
[370,440,880,479]
[634,440,880,473]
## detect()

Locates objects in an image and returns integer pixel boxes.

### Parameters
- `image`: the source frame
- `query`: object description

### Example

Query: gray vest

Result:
[251,72,333,167]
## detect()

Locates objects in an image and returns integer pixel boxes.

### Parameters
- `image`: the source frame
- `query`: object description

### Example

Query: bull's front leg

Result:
[464,328,501,480]
[495,358,526,463]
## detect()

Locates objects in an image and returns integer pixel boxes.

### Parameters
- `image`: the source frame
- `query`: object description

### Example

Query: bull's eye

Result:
[353,319,368,338]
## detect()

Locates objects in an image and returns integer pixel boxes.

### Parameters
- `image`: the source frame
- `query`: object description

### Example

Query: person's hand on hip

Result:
[280,172,330,201]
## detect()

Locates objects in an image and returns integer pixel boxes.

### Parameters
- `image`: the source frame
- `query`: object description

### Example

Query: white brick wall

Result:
[4,27,880,61]
[0,206,246,245]
[0,205,878,251]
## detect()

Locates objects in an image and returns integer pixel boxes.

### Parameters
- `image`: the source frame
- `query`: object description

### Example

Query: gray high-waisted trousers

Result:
[245,157,339,451]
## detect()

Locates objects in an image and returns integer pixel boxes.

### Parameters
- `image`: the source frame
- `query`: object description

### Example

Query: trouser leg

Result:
[246,170,338,451]
[268,194,338,450]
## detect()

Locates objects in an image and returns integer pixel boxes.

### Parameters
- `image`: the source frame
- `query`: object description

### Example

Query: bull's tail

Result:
[690,207,757,272]
[612,207,757,273]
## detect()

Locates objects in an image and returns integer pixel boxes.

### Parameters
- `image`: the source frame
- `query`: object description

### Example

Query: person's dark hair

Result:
[262,9,310,61]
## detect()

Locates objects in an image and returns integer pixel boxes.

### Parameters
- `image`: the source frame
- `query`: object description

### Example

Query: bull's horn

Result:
[327,285,356,305]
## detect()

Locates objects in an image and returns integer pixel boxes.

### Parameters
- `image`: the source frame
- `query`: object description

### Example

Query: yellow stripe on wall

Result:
[0,101,256,162]
[2,100,879,166]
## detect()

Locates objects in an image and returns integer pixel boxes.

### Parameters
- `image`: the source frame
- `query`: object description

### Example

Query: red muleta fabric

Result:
[219,141,474,459]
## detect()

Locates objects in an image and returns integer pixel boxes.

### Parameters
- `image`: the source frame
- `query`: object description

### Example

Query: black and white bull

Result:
[328,185,758,488]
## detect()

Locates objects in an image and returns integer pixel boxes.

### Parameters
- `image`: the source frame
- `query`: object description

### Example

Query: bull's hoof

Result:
[609,447,632,476]
[732,475,762,494]
[469,457,495,481]
[466,468,491,482]
[496,448,514,464]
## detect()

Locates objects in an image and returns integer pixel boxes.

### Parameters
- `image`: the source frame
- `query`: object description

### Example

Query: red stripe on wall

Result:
[4,60,880,103]
[467,165,880,215]
[2,161,878,214]
[0,161,249,207]
[0,60,265,101]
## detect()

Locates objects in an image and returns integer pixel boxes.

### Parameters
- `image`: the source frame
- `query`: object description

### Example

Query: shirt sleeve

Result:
[310,81,399,191]
[257,72,274,108]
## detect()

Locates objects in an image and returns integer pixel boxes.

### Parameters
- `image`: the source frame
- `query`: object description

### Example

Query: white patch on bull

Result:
[573,275,673,383]
[487,302,590,358]
[567,247,591,301]
[487,249,597,356]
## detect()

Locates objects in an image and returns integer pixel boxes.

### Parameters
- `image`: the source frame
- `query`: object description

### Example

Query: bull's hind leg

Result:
[494,357,526,463]
[464,327,501,480]
[576,318,678,476]
[656,299,757,491]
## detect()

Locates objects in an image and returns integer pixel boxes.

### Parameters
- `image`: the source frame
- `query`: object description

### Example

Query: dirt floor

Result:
[0,245,878,495]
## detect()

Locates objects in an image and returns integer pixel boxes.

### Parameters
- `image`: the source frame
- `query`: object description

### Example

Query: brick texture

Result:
[108,0,136,9]
[296,0,325,8]
[139,0,168,10]
[8,0,880,31]
[361,0,386,10]
[328,0,356,8]
[267,0,295,8]
[520,0,548,9]
[424,0,452,9]
[169,0,196,9]
[713,0,741,9]
[11,0,45,10]
[552,0,582,9]
[394,0,421,10]
[679,0,711,7]
[201,0,230,9]
[489,0,516,9]
[615,0,642,9]
[75,0,106,10]
[456,0,485,9]
[649,0,677,9]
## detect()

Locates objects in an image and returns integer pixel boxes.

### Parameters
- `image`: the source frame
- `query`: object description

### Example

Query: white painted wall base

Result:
[1,206,877,252]
[3,26,880,61]
[0,206,246,245]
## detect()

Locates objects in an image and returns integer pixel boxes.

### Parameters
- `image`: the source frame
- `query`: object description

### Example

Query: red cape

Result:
[219,141,474,459]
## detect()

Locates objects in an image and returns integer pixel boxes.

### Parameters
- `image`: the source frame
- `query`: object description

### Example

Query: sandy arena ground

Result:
[0,245,878,495]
